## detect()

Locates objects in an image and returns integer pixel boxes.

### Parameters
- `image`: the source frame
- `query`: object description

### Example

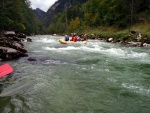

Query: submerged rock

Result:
[27,57,37,61]
[27,38,32,42]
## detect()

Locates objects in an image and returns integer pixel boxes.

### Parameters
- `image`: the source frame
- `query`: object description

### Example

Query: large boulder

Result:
[0,47,28,60]
[0,33,28,61]
[3,31,16,37]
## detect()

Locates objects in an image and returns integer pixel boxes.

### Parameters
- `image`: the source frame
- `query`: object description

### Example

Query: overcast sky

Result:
[29,0,58,12]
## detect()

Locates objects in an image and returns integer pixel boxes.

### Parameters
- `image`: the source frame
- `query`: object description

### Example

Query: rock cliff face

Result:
[33,8,46,20]
[45,0,88,26]
[33,0,88,27]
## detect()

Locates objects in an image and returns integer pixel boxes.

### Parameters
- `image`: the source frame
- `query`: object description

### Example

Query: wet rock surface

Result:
[0,31,28,61]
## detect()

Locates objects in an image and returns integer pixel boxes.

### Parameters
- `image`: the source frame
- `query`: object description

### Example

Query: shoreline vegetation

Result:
[0,23,150,61]
[58,23,150,48]
[0,1,149,61]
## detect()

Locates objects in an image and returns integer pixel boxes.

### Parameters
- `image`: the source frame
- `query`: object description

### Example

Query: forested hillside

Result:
[0,0,42,35]
[47,0,150,34]
[0,0,150,35]
[44,0,88,27]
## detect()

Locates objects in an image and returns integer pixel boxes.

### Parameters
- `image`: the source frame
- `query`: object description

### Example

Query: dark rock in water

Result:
[27,57,54,62]
[27,38,32,42]
[27,57,37,61]
[12,36,21,41]
[17,33,26,38]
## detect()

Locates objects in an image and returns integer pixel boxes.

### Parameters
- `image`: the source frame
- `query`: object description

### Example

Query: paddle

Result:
[0,64,13,78]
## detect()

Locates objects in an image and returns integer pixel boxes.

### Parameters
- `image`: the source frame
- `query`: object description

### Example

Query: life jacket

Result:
[84,35,87,40]
[74,36,77,42]
[65,36,69,41]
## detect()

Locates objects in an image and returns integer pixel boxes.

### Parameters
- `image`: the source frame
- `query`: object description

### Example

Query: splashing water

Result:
[0,35,150,113]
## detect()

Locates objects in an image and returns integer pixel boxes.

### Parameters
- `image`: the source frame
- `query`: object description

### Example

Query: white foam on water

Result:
[105,45,145,58]
[86,45,149,60]
[88,44,149,60]
[60,46,81,50]
[44,47,58,51]
[104,48,125,56]
[32,50,42,53]
[43,46,82,51]
[43,42,149,62]
[107,78,117,82]
[36,38,55,43]
[44,60,69,65]
[88,43,148,58]
[122,83,150,96]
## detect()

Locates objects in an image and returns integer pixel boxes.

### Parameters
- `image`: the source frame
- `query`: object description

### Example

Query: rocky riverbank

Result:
[0,31,28,61]
[84,30,150,48]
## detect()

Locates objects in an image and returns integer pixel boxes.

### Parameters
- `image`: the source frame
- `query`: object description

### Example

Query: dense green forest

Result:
[0,0,150,36]
[48,0,150,34]
[0,0,42,34]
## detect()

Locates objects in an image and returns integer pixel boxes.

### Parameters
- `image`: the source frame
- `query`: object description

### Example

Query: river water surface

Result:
[0,35,150,113]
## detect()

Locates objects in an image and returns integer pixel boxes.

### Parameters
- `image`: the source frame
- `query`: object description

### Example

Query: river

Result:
[0,35,150,113]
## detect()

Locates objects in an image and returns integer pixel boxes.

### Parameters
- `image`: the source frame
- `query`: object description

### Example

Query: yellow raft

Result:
[59,39,87,44]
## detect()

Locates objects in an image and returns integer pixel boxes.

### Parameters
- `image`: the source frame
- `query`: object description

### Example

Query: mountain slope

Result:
[45,0,88,26]
[33,8,46,21]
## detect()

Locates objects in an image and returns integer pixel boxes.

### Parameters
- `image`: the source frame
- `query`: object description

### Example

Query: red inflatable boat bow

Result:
[0,64,13,78]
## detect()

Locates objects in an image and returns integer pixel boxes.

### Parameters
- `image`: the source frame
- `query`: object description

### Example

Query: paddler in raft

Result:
[64,35,70,41]
[70,33,78,42]
[83,34,88,41]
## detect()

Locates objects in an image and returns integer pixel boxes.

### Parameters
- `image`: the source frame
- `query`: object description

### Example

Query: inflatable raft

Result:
[0,64,13,78]
[59,39,87,44]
